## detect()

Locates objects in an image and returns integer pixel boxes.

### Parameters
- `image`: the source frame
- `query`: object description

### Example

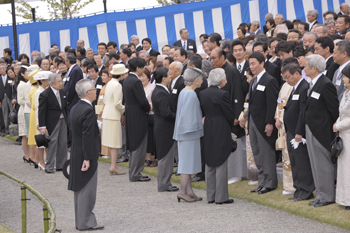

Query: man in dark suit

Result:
[314,36,339,81]
[332,40,350,102]
[130,35,142,52]
[307,10,319,31]
[68,79,103,231]
[0,63,14,135]
[39,73,68,173]
[232,40,249,97]
[252,42,282,87]
[245,52,279,194]
[123,58,151,182]
[86,64,104,107]
[142,38,160,57]
[93,53,106,77]
[338,3,349,15]
[173,47,189,75]
[168,61,185,109]
[173,28,197,53]
[304,54,339,207]
[152,67,179,192]
[64,54,84,110]
[282,63,315,201]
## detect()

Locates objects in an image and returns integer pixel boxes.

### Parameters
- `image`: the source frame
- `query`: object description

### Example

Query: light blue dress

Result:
[173,88,204,174]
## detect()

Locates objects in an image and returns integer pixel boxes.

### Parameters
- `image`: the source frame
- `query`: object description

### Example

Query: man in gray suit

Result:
[250,21,264,36]
[332,40,350,102]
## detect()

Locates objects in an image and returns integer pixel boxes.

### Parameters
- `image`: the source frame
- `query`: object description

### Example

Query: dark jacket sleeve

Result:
[66,68,83,104]
[323,82,340,123]
[157,92,176,122]
[265,78,279,125]
[38,92,47,128]
[230,68,244,119]
[221,91,235,125]
[295,87,307,137]
[133,80,151,112]
[82,108,98,160]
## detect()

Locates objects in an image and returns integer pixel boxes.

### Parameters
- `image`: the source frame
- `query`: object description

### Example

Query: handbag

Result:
[275,129,284,151]
[8,105,18,124]
[331,132,343,158]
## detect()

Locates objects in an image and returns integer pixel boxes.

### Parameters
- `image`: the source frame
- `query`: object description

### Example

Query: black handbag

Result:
[8,105,17,124]
[331,133,343,158]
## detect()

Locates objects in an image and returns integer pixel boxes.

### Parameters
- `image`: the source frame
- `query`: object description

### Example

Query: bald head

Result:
[77,39,85,47]
[340,3,350,14]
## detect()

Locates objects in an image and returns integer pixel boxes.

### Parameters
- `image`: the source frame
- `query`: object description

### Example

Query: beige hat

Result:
[27,65,40,74]
[110,64,129,75]
[34,71,52,80]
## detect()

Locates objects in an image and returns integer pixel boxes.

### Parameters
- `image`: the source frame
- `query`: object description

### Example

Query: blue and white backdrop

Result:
[0,0,349,59]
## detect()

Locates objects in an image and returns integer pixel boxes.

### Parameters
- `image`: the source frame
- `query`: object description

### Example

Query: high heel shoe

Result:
[177,194,196,203]
[189,194,203,201]
[38,163,45,171]
[23,156,29,163]
[109,168,126,175]
[28,158,38,169]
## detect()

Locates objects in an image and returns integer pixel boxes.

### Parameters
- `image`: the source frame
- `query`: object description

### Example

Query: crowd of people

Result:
[1,3,350,230]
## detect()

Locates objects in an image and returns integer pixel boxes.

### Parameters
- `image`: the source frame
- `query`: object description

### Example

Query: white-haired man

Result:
[130,35,142,52]
[307,10,319,31]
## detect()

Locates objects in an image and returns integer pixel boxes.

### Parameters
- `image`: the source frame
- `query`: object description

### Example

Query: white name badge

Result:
[292,94,299,100]
[8,80,12,84]
[96,84,102,89]
[99,95,104,100]
[336,79,342,86]
[311,91,320,100]
[244,102,249,108]
[257,84,265,92]
[188,45,193,49]
[172,89,177,94]
[345,99,350,106]
[244,71,247,76]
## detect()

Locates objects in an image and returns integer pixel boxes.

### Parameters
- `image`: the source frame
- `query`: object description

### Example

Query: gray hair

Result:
[40,52,45,59]
[252,21,260,28]
[102,56,109,66]
[139,50,150,58]
[172,61,183,71]
[0,63,6,68]
[183,68,203,86]
[306,54,326,73]
[130,35,139,41]
[265,13,274,19]
[48,73,60,84]
[157,55,168,61]
[275,24,288,34]
[180,28,187,34]
[276,14,284,20]
[303,32,318,41]
[208,68,226,86]
[202,60,213,76]
[314,24,328,34]
[31,50,39,55]
[48,48,54,55]
[308,9,319,18]
[75,79,93,98]
[255,34,268,43]
[86,48,94,52]
[324,20,335,26]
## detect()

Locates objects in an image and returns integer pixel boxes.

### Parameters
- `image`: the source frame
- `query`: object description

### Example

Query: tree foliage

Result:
[157,0,201,6]
[9,0,95,20]
[0,0,11,4]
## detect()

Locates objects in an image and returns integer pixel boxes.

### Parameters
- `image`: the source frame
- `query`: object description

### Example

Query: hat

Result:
[35,134,50,148]
[34,71,51,80]
[27,65,40,74]
[28,65,41,84]
[21,65,28,69]
[187,66,206,77]
[110,64,129,75]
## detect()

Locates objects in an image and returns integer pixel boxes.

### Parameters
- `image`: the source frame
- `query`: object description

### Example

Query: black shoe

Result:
[166,186,179,192]
[191,176,205,182]
[208,200,215,204]
[173,169,178,174]
[45,170,55,174]
[216,199,234,204]
[56,169,62,171]
[78,225,104,231]
[141,175,149,179]
[314,201,334,207]
[309,199,320,206]
[117,154,129,163]
[258,187,275,194]
[294,198,303,201]
[136,176,151,182]
[15,141,22,145]
[345,206,350,210]
[251,186,263,193]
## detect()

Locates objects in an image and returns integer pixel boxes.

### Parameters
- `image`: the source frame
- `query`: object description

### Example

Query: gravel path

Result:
[0,137,348,233]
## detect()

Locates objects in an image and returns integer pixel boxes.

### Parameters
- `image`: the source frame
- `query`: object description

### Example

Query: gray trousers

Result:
[74,170,98,230]
[47,118,67,171]
[118,123,127,154]
[1,95,11,133]
[129,134,148,182]
[228,136,247,178]
[206,158,229,203]
[305,125,335,202]
[158,142,177,191]
[249,116,277,189]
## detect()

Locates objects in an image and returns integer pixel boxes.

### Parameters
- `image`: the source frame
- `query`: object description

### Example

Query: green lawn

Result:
[0,225,14,233]
[99,157,350,231]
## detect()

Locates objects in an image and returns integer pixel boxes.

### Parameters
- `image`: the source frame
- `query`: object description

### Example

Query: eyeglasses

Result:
[210,56,218,60]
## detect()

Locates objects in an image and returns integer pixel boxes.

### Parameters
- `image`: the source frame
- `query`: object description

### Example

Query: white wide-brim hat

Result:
[34,71,52,80]
[110,64,129,75]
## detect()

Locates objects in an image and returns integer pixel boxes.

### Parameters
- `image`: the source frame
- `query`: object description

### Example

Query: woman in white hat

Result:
[101,64,128,175]
[34,71,51,170]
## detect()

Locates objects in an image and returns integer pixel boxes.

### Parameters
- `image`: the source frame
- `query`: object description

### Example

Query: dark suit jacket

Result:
[136,45,142,52]
[304,74,339,151]
[64,64,83,109]
[325,57,339,81]
[90,76,104,106]
[68,100,101,192]
[169,75,185,110]
[151,85,176,160]
[149,49,160,57]
[98,65,106,77]
[123,73,150,151]
[181,61,188,75]
[309,21,319,31]
[236,61,250,98]
[199,86,235,167]
[248,71,279,149]
[284,79,309,137]
[264,60,282,87]
[173,39,197,53]
[38,87,68,135]
[0,75,13,102]
[263,25,268,34]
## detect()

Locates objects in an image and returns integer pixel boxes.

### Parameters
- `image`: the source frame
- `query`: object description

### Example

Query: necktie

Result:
[252,77,257,91]
[238,64,242,73]
[56,91,62,109]
[291,87,295,94]
[2,76,5,86]
[183,41,186,50]
[307,82,313,96]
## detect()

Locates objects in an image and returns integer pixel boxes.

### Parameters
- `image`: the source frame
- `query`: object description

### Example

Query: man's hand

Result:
[295,134,302,142]
[239,118,247,128]
[81,160,90,171]
[275,118,282,129]
[265,124,273,137]
[12,99,17,105]
[0,102,2,108]
[234,119,239,126]
[40,128,47,135]
[121,114,125,126]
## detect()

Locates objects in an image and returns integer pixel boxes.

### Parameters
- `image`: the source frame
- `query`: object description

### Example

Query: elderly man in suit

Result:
[245,52,279,194]
[332,40,350,102]
[39,73,68,173]
[152,67,179,192]
[173,28,197,53]
[0,63,14,135]
[250,21,264,36]
[64,54,84,110]
[68,79,103,231]
[168,61,185,109]
[86,64,104,107]
[282,63,315,201]
[307,10,319,31]
[123,57,151,182]
[304,54,339,207]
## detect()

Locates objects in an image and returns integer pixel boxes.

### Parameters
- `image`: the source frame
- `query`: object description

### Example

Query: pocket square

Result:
[63,96,66,98]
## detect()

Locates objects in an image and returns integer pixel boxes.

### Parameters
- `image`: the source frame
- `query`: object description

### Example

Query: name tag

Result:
[172,89,177,94]
[99,95,104,100]
[292,94,299,100]
[336,79,342,86]
[257,85,265,92]
[244,71,247,76]
[345,99,350,106]
[244,102,249,108]
[8,80,12,84]
[63,77,69,82]
[188,45,193,49]
[311,91,320,100]
[96,84,102,89]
